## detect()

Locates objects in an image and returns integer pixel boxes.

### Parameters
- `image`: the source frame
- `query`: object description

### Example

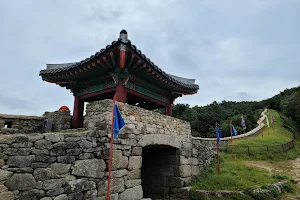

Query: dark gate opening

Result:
[142,145,180,199]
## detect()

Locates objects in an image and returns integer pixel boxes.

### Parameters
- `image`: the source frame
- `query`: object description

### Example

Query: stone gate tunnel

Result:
[142,145,180,199]
[83,100,214,200]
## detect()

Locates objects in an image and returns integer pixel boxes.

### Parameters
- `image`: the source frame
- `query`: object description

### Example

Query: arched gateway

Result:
[39,30,204,200]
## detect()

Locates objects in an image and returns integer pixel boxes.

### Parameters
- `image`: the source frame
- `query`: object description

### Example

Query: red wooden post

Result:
[106,95,116,200]
[72,96,84,128]
[216,140,220,173]
[115,81,127,103]
[165,104,172,116]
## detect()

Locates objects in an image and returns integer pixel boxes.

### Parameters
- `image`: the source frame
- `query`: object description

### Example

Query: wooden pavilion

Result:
[39,30,199,128]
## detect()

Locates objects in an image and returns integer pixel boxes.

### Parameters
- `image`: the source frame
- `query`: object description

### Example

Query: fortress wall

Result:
[0,114,46,134]
[0,110,71,135]
[84,99,192,137]
[191,109,268,145]
[0,100,215,200]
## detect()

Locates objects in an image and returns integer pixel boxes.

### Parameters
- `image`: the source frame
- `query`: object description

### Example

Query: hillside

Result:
[173,86,300,138]
[190,110,299,200]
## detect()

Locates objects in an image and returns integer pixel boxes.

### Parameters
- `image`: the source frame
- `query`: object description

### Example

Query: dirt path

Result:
[246,158,300,199]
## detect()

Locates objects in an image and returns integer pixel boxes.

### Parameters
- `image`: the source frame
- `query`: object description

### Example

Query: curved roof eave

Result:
[39,31,199,91]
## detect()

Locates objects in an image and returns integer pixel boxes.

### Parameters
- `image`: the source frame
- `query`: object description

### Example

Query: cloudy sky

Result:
[0,0,299,116]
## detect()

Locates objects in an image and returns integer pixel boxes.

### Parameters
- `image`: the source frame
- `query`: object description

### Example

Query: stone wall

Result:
[43,110,72,132]
[0,131,111,200]
[0,110,72,135]
[0,114,46,134]
[83,99,215,199]
[0,99,216,200]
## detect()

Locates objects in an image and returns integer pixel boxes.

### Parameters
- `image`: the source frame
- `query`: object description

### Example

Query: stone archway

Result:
[138,134,184,199]
[141,145,180,199]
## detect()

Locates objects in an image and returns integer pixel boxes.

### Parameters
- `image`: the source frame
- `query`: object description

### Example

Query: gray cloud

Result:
[0,0,299,115]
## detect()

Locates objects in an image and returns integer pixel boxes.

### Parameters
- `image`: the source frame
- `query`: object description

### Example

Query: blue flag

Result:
[113,104,125,139]
[241,116,246,129]
[216,127,222,143]
[231,125,237,136]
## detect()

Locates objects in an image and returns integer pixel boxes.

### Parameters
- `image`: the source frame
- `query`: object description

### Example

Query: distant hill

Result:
[264,86,300,124]
[173,86,300,138]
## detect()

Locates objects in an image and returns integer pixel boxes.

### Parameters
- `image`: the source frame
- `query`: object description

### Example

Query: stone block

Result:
[127,169,141,180]
[11,142,33,148]
[40,198,52,200]
[125,179,141,188]
[33,168,51,181]
[66,148,82,155]
[0,169,13,182]
[16,189,45,200]
[112,150,128,170]
[120,138,137,146]
[179,156,189,165]
[128,156,142,170]
[79,153,94,159]
[132,147,142,156]
[57,156,75,164]
[50,163,71,178]
[43,179,65,197]
[119,185,143,200]
[32,149,49,156]
[174,165,192,177]
[7,155,35,168]
[72,159,106,178]
[111,169,128,178]
[54,194,68,200]
[0,191,14,200]
[97,177,125,196]
[3,148,31,156]
[50,148,66,156]
[6,173,36,191]
[189,157,199,165]
[35,139,53,150]
[0,184,8,192]
[53,141,78,149]
[45,133,64,142]
[68,192,84,200]
[84,189,97,199]
[66,179,96,192]
[78,140,93,149]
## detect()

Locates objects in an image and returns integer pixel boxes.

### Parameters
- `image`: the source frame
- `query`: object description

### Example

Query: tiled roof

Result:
[39,32,199,91]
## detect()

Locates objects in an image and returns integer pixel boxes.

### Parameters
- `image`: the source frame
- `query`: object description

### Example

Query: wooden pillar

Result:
[165,104,172,116]
[114,80,127,103]
[72,96,84,128]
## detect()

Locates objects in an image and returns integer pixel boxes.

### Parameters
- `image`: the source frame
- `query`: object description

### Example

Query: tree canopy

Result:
[172,86,300,138]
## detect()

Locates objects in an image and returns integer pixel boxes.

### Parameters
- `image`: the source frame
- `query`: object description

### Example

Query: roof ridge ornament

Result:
[119,29,128,43]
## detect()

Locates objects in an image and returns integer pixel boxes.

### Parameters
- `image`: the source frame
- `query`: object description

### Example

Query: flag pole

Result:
[216,122,220,173]
[260,117,263,137]
[230,120,234,160]
[242,114,246,138]
[106,95,117,200]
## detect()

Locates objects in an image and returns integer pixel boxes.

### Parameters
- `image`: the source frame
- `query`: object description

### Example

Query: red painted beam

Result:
[127,89,168,107]
[80,88,116,100]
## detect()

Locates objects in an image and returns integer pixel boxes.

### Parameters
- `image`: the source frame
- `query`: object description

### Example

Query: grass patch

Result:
[191,109,299,199]
[191,154,282,191]
[221,109,300,161]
